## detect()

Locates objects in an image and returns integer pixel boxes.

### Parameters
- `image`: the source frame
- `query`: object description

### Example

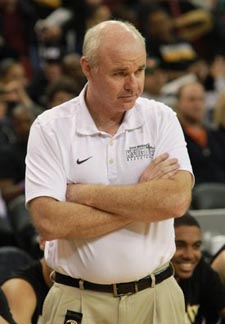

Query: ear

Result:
[80,56,91,78]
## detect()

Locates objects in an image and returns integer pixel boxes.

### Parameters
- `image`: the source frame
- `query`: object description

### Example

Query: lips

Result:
[178,262,195,272]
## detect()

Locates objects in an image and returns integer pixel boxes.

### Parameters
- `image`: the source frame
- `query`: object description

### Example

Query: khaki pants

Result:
[42,275,186,324]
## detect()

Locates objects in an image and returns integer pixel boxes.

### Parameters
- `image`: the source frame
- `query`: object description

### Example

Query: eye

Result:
[114,71,126,77]
[193,242,201,250]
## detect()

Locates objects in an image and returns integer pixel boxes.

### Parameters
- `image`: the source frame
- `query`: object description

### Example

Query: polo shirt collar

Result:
[76,84,145,135]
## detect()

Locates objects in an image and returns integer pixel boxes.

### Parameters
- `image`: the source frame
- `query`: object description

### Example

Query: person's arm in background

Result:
[1,278,36,324]
[0,288,17,324]
[211,249,225,285]
[29,153,179,240]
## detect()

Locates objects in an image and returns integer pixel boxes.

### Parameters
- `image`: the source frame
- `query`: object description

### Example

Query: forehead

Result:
[181,83,204,97]
[100,42,146,70]
[175,225,201,242]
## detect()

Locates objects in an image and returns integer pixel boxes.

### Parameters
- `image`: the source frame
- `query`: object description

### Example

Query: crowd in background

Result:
[0,1,225,323]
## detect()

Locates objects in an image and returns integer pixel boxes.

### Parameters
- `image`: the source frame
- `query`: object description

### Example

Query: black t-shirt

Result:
[182,126,225,185]
[0,140,27,183]
[179,258,225,324]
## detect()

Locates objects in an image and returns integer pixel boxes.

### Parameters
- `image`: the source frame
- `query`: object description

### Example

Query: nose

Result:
[124,74,137,91]
[183,246,194,259]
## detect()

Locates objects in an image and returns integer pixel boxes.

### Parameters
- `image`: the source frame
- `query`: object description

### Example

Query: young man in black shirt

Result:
[172,213,225,324]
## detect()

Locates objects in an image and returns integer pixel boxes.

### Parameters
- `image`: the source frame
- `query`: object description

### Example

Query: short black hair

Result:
[174,212,201,229]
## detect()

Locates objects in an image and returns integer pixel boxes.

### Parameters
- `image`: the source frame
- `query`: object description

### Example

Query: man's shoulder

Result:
[136,97,176,119]
[34,97,80,127]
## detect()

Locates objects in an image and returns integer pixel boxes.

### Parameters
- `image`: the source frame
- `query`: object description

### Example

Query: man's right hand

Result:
[139,153,179,183]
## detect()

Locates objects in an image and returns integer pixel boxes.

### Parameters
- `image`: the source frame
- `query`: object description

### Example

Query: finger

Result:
[161,170,179,179]
[151,153,169,165]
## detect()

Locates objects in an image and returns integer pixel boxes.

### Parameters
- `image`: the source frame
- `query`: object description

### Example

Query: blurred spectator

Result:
[0,94,15,146]
[157,0,225,62]
[213,89,225,146]
[0,105,35,204]
[62,53,86,90]
[202,55,225,116]
[111,3,138,27]
[27,46,64,107]
[142,57,172,105]
[0,59,43,118]
[0,0,40,80]
[211,244,225,285]
[45,76,80,109]
[172,213,225,324]
[138,3,199,81]
[35,0,112,55]
[176,81,225,184]
[1,239,52,324]
[0,106,38,256]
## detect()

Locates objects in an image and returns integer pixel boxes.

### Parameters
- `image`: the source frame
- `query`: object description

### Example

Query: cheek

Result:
[194,251,202,260]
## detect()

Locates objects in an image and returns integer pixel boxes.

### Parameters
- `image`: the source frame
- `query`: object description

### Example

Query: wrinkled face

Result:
[172,225,202,280]
[177,83,205,124]
[83,35,146,114]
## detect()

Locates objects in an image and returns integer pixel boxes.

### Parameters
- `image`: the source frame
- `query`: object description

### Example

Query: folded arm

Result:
[28,153,180,240]
[66,170,192,222]
[28,197,131,240]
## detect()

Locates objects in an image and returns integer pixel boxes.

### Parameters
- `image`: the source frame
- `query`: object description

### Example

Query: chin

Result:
[178,271,193,280]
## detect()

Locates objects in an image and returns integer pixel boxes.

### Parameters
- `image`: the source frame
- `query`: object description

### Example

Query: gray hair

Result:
[82,20,146,67]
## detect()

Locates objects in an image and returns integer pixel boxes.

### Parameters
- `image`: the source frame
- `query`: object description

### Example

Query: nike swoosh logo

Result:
[76,156,92,164]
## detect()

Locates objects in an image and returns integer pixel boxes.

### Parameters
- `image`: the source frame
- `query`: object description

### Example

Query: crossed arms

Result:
[28,153,193,240]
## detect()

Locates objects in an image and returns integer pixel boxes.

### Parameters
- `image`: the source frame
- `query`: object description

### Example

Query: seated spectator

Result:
[172,213,225,324]
[138,4,199,81]
[0,106,38,256]
[27,46,64,107]
[0,59,43,117]
[0,105,35,204]
[213,89,225,147]
[211,244,225,285]
[0,0,39,79]
[0,246,33,285]
[62,53,86,91]
[1,248,52,324]
[0,287,17,324]
[45,76,80,109]
[0,93,15,146]
[176,81,225,184]
[142,57,170,105]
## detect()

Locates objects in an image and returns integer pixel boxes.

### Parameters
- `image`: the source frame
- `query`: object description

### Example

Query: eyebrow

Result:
[175,240,202,245]
[113,64,146,72]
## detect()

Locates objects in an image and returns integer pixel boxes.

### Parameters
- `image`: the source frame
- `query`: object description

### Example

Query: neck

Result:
[178,116,202,129]
[85,89,125,135]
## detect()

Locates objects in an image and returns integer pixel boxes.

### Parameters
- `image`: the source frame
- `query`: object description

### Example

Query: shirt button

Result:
[109,159,114,164]
[110,140,113,146]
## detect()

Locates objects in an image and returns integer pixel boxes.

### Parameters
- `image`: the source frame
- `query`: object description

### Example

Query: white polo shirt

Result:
[25,86,193,284]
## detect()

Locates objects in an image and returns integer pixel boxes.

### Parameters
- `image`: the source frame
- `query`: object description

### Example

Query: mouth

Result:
[119,94,137,100]
[176,261,197,277]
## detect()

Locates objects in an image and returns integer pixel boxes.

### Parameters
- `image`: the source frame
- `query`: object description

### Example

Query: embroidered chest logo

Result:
[126,144,155,161]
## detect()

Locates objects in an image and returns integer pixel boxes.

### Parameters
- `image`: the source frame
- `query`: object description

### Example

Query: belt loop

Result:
[79,279,84,290]
[134,281,138,293]
[113,283,118,297]
[170,262,175,276]
[50,270,56,283]
[150,273,156,288]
